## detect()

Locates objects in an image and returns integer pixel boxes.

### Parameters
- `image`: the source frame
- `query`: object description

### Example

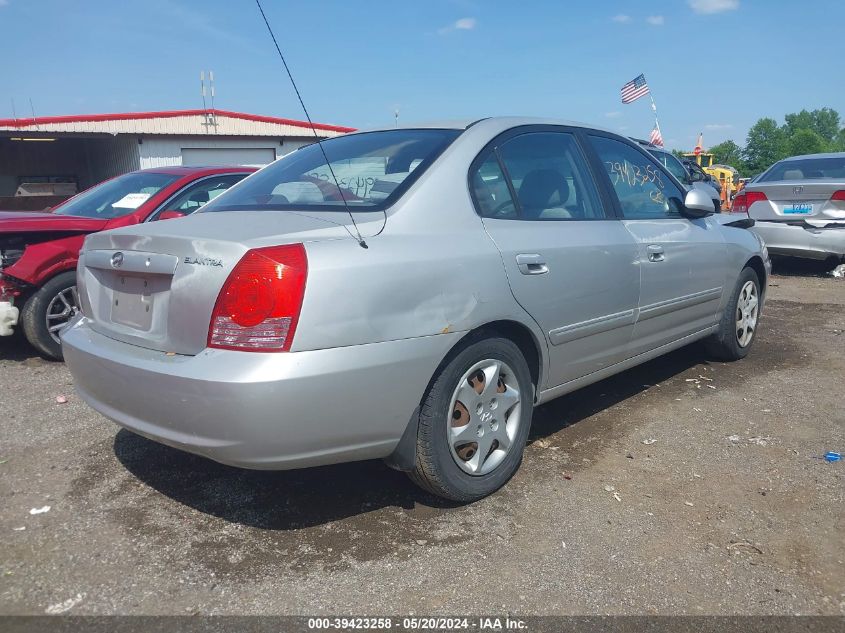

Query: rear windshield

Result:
[53,172,179,219]
[759,156,845,181]
[202,129,461,213]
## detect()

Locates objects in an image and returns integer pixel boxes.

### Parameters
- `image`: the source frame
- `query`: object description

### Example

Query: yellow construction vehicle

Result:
[683,150,739,211]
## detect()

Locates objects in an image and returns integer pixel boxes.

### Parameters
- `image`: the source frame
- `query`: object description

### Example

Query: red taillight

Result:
[733,191,767,214]
[208,244,307,352]
[745,191,768,207]
[832,190,845,201]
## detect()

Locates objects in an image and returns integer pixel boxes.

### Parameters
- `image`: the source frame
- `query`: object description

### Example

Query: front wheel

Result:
[705,267,761,361]
[21,271,78,360]
[409,336,534,502]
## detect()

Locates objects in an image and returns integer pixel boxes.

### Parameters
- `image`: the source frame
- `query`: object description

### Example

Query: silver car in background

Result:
[736,152,845,262]
[61,117,769,502]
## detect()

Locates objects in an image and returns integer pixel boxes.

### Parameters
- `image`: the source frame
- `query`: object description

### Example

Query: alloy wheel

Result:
[45,286,78,344]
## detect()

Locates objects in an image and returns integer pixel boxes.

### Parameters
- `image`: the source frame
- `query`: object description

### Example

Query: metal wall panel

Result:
[84,136,140,186]
[139,136,310,169]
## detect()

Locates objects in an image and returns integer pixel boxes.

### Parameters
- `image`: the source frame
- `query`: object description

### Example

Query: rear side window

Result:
[471,132,604,220]
[589,136,685,220]
[471,154,518,219]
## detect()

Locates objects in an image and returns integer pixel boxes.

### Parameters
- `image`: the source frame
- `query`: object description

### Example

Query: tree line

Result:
[673,108,845,178]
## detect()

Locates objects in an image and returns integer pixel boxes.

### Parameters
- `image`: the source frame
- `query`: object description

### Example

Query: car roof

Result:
[358,116,618,135]
[778,152,845,162]
[139,165,258,177]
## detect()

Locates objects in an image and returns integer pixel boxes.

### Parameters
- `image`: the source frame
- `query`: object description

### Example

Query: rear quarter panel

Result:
[719,225,769,309]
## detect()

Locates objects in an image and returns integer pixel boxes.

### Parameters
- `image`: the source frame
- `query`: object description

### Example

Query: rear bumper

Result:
[751,221,845,260]
[0,300,19,336]
[62,317,462,470]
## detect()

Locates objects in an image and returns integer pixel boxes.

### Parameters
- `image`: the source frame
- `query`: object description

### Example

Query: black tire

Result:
[705,266,761,361]
[21,271,77,361]
[409,335,534,502]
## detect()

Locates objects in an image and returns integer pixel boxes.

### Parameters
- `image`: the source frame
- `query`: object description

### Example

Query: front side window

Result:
[652,150,689,185]
[202,129,461,213]
[589,136,685,220]
[52,172,179,219]
[471,132,604,221]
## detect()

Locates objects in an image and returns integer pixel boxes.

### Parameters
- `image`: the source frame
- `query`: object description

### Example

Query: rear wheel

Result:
[409,336,534,502]
[21,271,78,361]
[705,267,760,361]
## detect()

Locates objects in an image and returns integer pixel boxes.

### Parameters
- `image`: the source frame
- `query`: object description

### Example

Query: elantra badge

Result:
[184,256,223,267]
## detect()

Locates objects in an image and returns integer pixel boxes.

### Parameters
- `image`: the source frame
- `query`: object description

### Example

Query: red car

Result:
[0,166,255,359]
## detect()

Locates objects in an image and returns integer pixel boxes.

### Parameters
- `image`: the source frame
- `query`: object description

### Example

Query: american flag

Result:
[649,124,664,147]
[621,74,650,104]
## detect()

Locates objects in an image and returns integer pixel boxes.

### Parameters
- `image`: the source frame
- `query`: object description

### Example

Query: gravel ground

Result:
[1,265,843,616]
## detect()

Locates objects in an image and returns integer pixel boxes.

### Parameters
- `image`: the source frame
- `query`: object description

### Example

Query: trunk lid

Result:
[78,210,382,355]
[747,181,845,225]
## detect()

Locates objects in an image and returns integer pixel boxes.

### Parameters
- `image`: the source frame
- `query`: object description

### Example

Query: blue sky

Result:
[1,0,843,151]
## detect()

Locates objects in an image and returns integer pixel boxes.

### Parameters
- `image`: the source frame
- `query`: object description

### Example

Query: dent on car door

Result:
[471,129,640,388]
[586,135,728,355]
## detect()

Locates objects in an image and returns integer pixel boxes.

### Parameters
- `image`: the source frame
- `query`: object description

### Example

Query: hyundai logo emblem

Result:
[793,186,804,194]
[111,252,124,268]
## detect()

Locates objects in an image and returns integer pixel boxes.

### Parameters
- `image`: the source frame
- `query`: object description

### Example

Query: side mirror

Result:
[682,188,714,218]
[157,209,186,221]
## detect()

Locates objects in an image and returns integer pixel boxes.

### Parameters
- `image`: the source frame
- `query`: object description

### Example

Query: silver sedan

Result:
[737,152,845,262]
[62,118,770,501]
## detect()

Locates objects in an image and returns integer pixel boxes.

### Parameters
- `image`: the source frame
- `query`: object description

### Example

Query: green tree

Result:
[783,108,840,143]
[787,128,828,156]
[744,118,788,175]
[834,128,845,151]
[709,140,743,168]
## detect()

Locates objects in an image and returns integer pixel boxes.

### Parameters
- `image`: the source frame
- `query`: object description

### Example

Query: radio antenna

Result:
[200,71,207,110]
[254,0,368,249]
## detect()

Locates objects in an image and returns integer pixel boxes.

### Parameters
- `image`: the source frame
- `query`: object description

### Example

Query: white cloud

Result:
[0,1,9,6]
[646,15,665,26]
[438,17,476,34]
[688,0,739,15]
[705,123,733,130]
[611,14,631,23]
[605,111,621,118]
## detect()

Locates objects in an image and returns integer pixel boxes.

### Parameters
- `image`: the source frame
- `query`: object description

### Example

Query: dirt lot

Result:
[1,264,843,616]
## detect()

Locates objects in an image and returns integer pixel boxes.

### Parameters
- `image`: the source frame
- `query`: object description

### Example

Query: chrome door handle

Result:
[647,245,665,262]
[516,253,549,275]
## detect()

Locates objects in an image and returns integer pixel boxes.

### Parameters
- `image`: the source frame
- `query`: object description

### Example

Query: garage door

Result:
[181,147,276,167]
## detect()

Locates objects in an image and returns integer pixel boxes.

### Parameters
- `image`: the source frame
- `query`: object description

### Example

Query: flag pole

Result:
[648,89,663,142]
